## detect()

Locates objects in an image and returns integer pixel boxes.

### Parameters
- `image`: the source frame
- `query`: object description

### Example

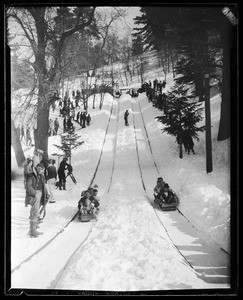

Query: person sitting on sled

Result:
[153,177,165,200]
[159,183,179,205]
[90,188,100,213]
[78,191,95,218]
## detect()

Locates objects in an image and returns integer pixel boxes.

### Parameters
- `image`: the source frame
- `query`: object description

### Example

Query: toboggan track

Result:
[11,94,229,287]
[11,97,118,274]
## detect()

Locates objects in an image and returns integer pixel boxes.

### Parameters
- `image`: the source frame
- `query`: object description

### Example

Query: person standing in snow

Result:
[46,159,57,203]
[76,111,80,123]
[58,157,69,190]
[40,151,49,181]
[124,110,129,126]
[82,111,87,128]
[86,114,91,126]
[26,163,48,238]
[79,111,83,127]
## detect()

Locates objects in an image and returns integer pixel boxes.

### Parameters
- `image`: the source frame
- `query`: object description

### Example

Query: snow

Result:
[10,73,231,293]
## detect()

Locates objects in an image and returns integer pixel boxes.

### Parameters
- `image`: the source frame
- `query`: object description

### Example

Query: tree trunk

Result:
[34,84,50,153]
[217,24,233,141]
[93,93,96,109]
[11,119,26,167]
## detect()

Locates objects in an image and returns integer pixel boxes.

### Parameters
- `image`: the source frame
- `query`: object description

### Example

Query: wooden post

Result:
[204,74,213,173]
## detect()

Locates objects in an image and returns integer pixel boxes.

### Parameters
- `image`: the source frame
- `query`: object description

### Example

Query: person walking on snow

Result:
[124,110,129,126]
[25,163,48,238]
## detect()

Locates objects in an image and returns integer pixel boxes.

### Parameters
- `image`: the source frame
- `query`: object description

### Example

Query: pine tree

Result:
[53,127,84,164]
[156,84,205,158]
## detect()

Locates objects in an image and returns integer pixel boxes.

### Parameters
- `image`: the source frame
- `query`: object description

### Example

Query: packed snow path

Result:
[11,94,230,291]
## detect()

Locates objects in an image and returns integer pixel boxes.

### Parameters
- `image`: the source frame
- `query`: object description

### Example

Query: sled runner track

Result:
[45,99,120,289]
[130,100,211,279]
[137,101,160,174]
[11,97,116,274]
[107,98,120,193]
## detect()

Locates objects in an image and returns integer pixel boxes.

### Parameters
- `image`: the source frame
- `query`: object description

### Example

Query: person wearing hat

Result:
[57,157,69,190]
[153,177,165,199]
[90,188,100,213]
[25,163,48,237]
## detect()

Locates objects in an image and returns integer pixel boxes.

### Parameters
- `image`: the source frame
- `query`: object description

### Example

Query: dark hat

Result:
[164,183,169,188]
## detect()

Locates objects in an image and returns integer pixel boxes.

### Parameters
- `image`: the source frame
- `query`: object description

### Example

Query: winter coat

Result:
[124,110,129,120]
[46,165,57,180]
[159,190,179,204]
[58,160,68,173]
[86,114,91,125]
[25,168,47,206]
[153,182,165,196]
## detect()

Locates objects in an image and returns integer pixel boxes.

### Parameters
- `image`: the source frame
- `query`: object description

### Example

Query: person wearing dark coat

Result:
[66,116,73,130]
[40,152,49,181]
[76,111,80,123]
[124,110,129,126]
[25,164,48,237]
[58,157,69,190]
[86,114,91,126]
[79,112,83,127]
[159,183,179,205]
[82,112,87,128]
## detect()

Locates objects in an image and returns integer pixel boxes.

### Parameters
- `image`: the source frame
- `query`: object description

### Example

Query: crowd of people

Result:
[22,146,101,237]
[23,151,79,237]
[56,89,92,132]
[140,78,196,155]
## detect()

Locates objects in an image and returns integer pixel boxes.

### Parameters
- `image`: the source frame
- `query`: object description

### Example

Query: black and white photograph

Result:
[5,3,239,296]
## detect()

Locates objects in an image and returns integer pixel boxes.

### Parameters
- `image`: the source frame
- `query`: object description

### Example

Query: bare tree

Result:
[7,6,96,155]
